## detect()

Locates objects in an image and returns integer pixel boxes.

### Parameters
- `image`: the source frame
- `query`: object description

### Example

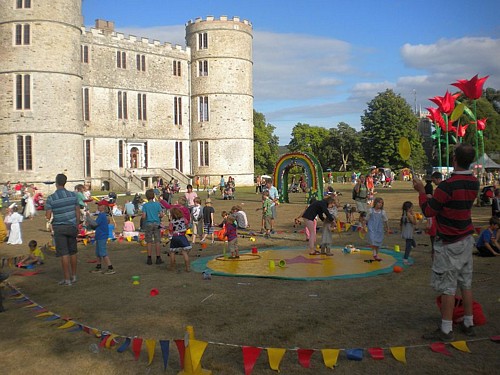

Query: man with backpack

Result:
[353,174,368,213]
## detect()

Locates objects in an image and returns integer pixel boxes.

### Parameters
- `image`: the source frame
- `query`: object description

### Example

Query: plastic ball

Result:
[393,265,403,273]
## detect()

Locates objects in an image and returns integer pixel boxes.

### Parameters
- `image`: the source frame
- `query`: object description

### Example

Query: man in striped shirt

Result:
[413,143,479,341]
[45,174,80,286]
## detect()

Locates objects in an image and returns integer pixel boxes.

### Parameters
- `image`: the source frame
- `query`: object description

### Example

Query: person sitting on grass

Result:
[476,217,500,257]
[17,240,44,267]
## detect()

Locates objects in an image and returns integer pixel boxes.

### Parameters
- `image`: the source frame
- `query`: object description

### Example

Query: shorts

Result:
[203,223,214,234]
[355,199,367,213]
[192,220,203,236]
[53,225,78,257]
[270,205,277,219]
[144,222,161,243]
[431,235,474,295]
[228,238,238,253]
[95,239,108,257]
[264,216,272,230]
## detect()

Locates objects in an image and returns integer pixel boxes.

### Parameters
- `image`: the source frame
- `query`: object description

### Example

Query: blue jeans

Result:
[404,238,416,260]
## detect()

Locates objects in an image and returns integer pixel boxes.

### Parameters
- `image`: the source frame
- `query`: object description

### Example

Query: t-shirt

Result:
[233,211,248,228]
[262,198,273,218]
[124,202,135,215]
[142,201,163,224]
[476,228,496,248]
[184,192,198,206]
[45,188,78,226]
[32,247,45,261]
[95,212,109,241]
[202,206,214,225]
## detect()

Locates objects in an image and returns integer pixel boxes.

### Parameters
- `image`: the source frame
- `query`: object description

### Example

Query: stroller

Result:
[479,186,494,206]
[223,186,235,200]
[34,192,45,210]
[288,182,299,193]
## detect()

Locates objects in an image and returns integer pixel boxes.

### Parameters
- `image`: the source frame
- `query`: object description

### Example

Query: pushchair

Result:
[479,186,494,206]
[223,186,235,200]
[288,182,299,193]
[34,192,45,210]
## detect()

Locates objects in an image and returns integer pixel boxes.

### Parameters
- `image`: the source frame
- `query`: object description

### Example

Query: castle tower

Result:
[186,16,254,185]
[0,0,84,183]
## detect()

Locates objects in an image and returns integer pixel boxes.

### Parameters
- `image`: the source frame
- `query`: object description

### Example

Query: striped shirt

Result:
[418,171,479,243]
[45,188,78,226]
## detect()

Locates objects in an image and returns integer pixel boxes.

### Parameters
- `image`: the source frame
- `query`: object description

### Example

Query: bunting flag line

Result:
[4,282,500,372]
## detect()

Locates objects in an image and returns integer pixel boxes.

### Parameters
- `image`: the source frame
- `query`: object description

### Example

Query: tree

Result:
[288,122,329,159]
[253,110,279,175]
[361,89,426,170]
[321,122,363,171]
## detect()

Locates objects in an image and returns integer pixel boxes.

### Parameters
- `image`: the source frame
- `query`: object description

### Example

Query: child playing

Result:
[225,214,239,258]
[190,197,203,244]
[168,207,192,271]
[361,197,389,261]
[17,240,44,267]
[218,210,229,228]
[200,198,215,244]
[400,201,417,265]
[258,191,273,238]
[7,205,23,245]
[88,200,115,274]
[476,217,500,257]
[142,189,165,265]
[122,214,138,238]
[320,194,340,255]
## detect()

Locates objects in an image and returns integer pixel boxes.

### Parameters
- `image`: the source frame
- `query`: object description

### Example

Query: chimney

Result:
[95,19,115,33]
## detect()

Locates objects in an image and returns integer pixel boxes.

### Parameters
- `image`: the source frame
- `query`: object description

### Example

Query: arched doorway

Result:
[130,147,139,168]
[273,152,324,203]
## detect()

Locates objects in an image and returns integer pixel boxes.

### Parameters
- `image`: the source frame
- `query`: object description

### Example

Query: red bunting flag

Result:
[297,349,314,368]
[175,339,186,369]
[242,346,262,375]
[132,337,143,361]
[430,342,452,356]
[368,347,384,360]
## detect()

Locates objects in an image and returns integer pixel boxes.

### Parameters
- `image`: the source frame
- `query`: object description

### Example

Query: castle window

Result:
[118,91,128,120]
[175,141,183,172]
[81,45,89,63]
[137,93,147,121]
[85,139,91,177]
[136,54,146,71]
[15,74,30,110]
[14,23,30,45]
[173,60,181,76]
[16,0,31,9]
[174,97,182,125]
[198,96,209,122]
[82,87,90,121]
[198,32,208,49]
[17,135,32,171]
[199,141,209,167]
[118,140,124,168]
[117,51,126,69]
[198,61,208,76]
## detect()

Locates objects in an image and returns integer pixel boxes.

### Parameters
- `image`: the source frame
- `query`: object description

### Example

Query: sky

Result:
[82,0,500,145]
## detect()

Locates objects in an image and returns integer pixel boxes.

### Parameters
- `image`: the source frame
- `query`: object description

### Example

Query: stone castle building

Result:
[0,0,254,191]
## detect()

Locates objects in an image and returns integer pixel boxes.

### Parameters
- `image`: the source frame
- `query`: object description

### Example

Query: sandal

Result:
[308,250,321,255]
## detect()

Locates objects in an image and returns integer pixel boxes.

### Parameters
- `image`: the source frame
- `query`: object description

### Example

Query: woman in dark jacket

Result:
[302,196,335,255]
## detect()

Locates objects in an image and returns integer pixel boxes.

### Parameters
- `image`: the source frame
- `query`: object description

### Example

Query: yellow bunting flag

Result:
[58,320,76,329]
[92,328,102,338]
[345,223,351,232]
[83,239,88,245]
[13,294,27,299]
[451,341,471,353]
[390,346,406,364]
[106,334,119,349]
[36,312,54,318]
[267,348,286,372]
[145,339,156,365]
[22,303,39,309]
[127,236,132,242]
[189,339,209,371]
[321,349,340,369]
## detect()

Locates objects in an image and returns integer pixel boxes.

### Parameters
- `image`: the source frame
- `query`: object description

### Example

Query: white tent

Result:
[470,154,500,170]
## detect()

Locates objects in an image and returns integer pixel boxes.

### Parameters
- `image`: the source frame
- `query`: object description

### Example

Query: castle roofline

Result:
[81,26,188,52]
[186,15,252,27]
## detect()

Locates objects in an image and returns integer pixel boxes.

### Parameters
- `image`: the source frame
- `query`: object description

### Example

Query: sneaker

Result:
[155,258,164,265]
[103,269,116,275]
[459,322,476,337]
[146,257,152,265]
[373,256,382,261]
[403,259,411,266]
[58,280,72,286]
[71,276,78,283]
[422,328,455,342]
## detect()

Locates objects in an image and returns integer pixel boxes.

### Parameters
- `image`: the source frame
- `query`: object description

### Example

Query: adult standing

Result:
[1,181,11,207]
[255,175,262,194]
[219,175,225,196]
[45,174,79,286]
[353,175,368,213]
[265,180,279,234]
[301,196,335,255]
[413,144,479,341]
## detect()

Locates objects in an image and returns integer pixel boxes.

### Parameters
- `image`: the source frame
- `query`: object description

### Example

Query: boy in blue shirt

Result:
[88,200,115,274]
[476,217,500,257]
[142,189,165,265]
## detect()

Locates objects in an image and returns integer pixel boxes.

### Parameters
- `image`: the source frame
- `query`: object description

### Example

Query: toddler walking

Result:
[88,200,115,274]
[168,207,192,271]
[361,197,389,261]
[400,201,417,265]
[225,214,239,258]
